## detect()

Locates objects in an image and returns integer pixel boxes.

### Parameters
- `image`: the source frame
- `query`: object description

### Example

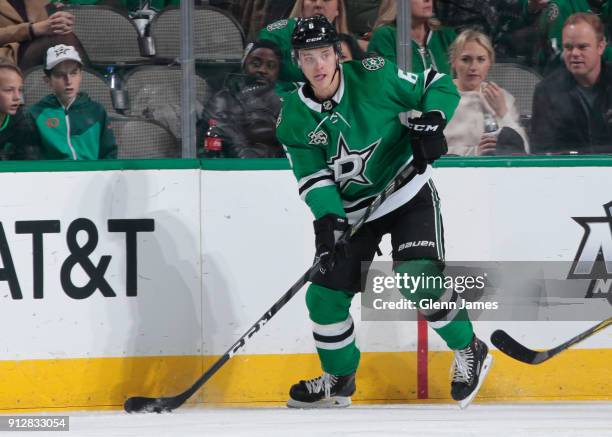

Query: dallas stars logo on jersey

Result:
[328,133,379,190]
[276,60,459,222]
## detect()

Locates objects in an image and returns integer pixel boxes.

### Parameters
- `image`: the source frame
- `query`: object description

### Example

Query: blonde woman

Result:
[259,0,349,82]
[367,0,455,74]
[444,30,529,156]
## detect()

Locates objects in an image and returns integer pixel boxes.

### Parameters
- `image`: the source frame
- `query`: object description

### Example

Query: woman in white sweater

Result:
[444,30,529,156]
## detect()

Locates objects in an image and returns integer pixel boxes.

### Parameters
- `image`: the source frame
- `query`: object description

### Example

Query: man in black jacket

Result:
[198,40,290,159]
[531,12,612,154]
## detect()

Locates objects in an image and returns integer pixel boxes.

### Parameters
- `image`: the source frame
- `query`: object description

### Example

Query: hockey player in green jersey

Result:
[276,16,492,409]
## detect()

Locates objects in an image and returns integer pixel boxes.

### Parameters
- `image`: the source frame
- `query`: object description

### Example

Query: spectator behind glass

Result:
[444,30,529,156]
[434,0,549,37]
[367,0,456,74]
[0,1,86,71]
[197,40,289,158]
[531,12,612,154]
[231,0,294,41]
[0,59,39,159]
[28,45,117,160]
[258,0,349,82]
[537,0,611,74]
[345,0,380,50]
[338,33,366,62]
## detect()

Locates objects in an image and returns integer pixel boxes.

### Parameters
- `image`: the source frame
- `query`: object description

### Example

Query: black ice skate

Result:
[287,372,356,408]
[451,335,493,409]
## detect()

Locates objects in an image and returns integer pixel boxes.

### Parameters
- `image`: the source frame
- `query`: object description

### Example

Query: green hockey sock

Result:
[395,259,473,350]
[305,283,360,376]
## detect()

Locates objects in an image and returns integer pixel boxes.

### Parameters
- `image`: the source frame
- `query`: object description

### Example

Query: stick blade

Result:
[490,329,547,364]
[124,396,179,414]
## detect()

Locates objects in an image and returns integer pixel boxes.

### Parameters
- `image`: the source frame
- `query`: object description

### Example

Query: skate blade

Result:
[286,396,352,409]
[459,354,493,410]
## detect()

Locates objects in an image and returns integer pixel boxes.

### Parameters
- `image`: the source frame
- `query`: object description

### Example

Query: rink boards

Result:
[0,160,611,411]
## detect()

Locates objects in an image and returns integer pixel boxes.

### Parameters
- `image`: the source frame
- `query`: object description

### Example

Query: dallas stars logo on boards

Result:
[567,201,612,303]
[327,132,379,190]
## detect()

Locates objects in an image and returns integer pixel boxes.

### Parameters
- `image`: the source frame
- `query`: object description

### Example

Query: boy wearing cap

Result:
[0,59,39,159]
[28,44,117,160]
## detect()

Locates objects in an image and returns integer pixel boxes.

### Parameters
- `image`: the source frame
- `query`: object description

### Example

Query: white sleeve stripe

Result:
[298,168,334,188]
[300,179,336,200]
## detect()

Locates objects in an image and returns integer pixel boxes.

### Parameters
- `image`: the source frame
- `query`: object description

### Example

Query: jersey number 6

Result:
[398,69,418,84]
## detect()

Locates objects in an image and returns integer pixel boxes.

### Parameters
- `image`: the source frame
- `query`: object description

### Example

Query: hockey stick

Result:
[124,163,418,413]
[490,316,612,365]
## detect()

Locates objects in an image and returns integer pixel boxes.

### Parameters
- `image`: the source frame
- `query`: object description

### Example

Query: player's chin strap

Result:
[328,47,342,94]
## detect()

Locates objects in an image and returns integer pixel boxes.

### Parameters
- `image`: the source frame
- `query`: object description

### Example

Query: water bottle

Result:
[204,119,223,158]
[481,112,499,156]
[131,1,156,56]
[106,66,128,111]
[106,66,117,88]
[483,112,499,134]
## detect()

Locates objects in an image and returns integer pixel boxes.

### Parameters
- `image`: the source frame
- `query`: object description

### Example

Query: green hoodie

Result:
[29,93,117,160]
[367,24,456,74]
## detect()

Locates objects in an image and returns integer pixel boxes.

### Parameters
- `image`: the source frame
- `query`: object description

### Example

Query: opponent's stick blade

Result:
[491,330,542,364]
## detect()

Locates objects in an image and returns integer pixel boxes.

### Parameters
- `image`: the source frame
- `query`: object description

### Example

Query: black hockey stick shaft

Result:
[124,163,417,413]
[491,316,612,365]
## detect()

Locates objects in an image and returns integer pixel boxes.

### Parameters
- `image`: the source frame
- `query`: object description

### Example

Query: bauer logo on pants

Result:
[567,201,612,301]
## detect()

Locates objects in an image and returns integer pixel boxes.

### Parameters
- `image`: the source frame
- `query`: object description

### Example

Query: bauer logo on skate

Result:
[568,201,612,300]
[1,218,154,300]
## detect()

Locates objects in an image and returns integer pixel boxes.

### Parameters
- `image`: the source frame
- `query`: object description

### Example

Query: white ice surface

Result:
[9,402,612,437]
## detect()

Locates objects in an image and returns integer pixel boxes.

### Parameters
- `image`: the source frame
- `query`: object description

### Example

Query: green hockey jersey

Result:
[258,17,306,83]
[367,25,457,74]
[539,0,612,63]
[276,58,460,223]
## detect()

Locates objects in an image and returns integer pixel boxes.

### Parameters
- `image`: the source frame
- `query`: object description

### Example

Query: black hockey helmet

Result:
[291,15,340,51]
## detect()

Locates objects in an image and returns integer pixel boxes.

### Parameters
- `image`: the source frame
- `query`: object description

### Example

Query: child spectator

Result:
[28,44,117,160]
[0,59,39,160]
[367,0,456,74]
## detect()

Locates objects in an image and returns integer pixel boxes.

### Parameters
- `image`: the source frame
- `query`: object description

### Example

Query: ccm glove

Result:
[408,111,448,174]
[313,213,349,274]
